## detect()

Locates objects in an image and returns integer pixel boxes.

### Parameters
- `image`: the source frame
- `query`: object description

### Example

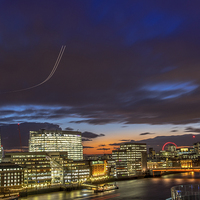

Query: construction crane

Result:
[18,123,22,152]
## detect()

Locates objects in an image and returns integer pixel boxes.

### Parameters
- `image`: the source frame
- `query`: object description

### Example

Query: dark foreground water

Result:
[20,172,200,200]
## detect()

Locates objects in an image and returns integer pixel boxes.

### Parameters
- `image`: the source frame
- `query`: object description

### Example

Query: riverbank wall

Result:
[18,172,180,197]
[18,176,142,197]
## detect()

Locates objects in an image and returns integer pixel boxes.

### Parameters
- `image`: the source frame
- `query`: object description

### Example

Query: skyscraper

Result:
[29,129,83,160]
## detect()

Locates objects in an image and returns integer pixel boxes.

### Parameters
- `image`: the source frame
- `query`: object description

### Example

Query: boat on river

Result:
[94,184,119,193]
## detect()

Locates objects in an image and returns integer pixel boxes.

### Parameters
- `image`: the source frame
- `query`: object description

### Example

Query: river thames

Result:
[20,172,200,200]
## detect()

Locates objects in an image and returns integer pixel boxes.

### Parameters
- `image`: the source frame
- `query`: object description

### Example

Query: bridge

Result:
[151,167,200,176]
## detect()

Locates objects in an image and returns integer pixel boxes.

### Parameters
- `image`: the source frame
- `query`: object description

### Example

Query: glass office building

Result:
[29,130,83,160]
[112,143,147,176]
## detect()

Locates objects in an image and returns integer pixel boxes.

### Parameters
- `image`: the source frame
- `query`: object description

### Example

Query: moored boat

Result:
[94,183,119,193]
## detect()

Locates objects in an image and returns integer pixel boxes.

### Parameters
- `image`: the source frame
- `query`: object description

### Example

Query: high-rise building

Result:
[29,130,83,160]
[112,143,147,177]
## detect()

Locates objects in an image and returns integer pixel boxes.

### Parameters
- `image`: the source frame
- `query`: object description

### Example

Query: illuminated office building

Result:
[106,159,116,177]
[112,143,147,177]
[29,130,83,160]
[7,152,52,187]
[6,152,70,187]
[63,160,90,183]
[5,152,90,187]
[0,163,24,192]
[112,150,129,177]
[90,160,107,177]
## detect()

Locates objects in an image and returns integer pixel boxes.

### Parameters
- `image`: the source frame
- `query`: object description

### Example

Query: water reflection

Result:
[20,173,200,200]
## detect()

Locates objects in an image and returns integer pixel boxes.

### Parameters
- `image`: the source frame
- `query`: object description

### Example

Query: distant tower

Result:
[0,130,2,162]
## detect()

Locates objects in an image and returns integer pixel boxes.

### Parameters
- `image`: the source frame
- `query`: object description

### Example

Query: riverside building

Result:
[63,160,90,183]
[112,143,147,177]
[6,152,52,187]
[29,130,83,160]
[90,160,107,177]
[0,163,24,193]
[5,152,90,186]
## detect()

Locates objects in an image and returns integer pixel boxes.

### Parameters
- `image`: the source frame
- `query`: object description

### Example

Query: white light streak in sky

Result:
[3,45,66,93]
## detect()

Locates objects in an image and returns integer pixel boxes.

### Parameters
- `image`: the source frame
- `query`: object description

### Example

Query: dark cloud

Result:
[65,127,74,131]
[171,130,178,132]
[70,119,118,125]
[109,143,124,146]
[0,122,61,150]
[138,134,197,152]
[83,146,94,149]
[82,138,92,142]
[97,148,110,151]
[0,0,200,129]
[140,132,155,136]
[185,127,200,133]
[98,144,106,147]
[82,132,105,138]
[109,140,135,146]
[119,139,136,142]
[109,134,198,152]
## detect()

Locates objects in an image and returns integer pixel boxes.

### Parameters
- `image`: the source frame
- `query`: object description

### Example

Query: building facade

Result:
[0,163,24,193]
[106,159,116,177]
[112,143,147,177]
[90,160,107,177]
[7,152,52,188]
[63,160,90,183]
[194,142,200,154]
[29,130,83,160]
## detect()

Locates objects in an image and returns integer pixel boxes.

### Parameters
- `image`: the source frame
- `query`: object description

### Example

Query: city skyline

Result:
[1,1,200,154]
[1,123,199,154]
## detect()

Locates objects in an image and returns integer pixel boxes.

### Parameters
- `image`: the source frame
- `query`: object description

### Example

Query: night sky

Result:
[1,0,200,154]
